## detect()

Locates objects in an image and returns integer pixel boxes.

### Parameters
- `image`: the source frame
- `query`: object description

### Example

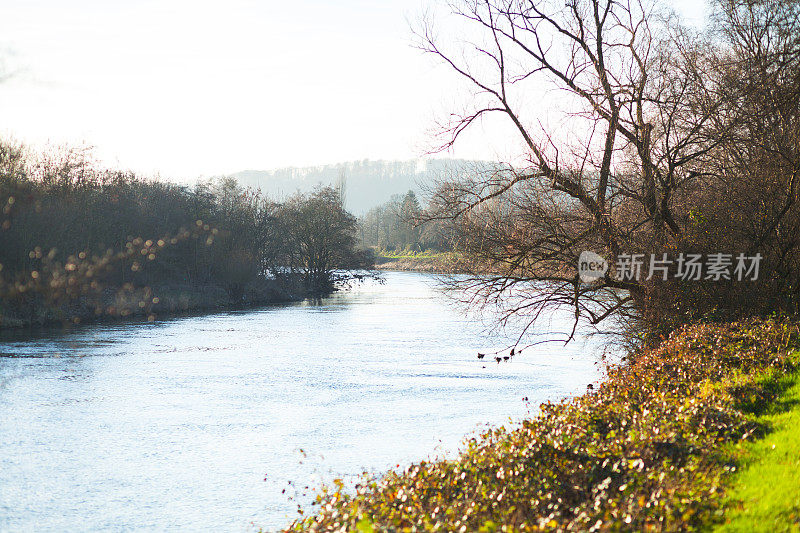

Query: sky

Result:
[0,0,708,181]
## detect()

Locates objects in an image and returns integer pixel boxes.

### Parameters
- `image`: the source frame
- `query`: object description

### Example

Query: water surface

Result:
[0,272,606,531]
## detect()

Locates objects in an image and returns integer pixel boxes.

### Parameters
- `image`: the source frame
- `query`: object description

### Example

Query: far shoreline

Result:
[373,252,468,274]
[0,278,314,331]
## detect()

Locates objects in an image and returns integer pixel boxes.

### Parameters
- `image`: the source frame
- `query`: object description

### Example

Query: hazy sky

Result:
[0,0,708,180]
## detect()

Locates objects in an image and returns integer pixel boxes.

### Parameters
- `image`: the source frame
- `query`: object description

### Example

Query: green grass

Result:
[715,363,800,532]
[373,250,470,273]
[374,249,454,260]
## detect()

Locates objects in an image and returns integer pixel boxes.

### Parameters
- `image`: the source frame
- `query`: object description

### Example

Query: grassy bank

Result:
[374,251,463,273]
[715,370,800,531]
[279,319,800,532]
[374,251,472,274]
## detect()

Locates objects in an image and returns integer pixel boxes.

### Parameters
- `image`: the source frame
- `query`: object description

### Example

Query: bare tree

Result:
[279,186,374,292]
[416,0,763,343]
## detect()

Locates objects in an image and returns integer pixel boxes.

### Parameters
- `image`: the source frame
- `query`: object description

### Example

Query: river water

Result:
[0,272,607,531]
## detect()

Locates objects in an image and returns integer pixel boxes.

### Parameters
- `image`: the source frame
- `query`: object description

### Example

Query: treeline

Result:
[358,190,448,252]
[0,142,372,326]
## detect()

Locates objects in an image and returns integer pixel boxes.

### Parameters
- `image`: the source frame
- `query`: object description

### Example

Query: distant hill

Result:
[228,158,492,215]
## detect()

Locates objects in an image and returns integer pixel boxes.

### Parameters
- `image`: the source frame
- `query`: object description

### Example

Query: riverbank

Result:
[374,252,472,274]
[0,276,312,329]
[282,318,800,531]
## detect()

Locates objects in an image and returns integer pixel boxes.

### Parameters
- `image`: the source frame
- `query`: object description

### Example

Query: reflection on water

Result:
[0,272,607,531]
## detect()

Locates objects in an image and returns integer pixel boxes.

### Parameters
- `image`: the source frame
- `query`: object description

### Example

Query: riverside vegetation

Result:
[0,142,373,327]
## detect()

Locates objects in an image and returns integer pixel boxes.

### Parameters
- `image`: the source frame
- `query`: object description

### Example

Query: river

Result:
[0,271,606,531]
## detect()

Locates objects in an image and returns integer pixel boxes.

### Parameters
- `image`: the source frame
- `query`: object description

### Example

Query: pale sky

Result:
[0,0,708,181]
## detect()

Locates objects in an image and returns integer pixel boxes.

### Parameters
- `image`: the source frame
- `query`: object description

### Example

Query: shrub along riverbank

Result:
[280,318,800,532]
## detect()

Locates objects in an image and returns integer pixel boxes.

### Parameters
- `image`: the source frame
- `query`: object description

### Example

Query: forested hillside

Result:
[230,158,490,215]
